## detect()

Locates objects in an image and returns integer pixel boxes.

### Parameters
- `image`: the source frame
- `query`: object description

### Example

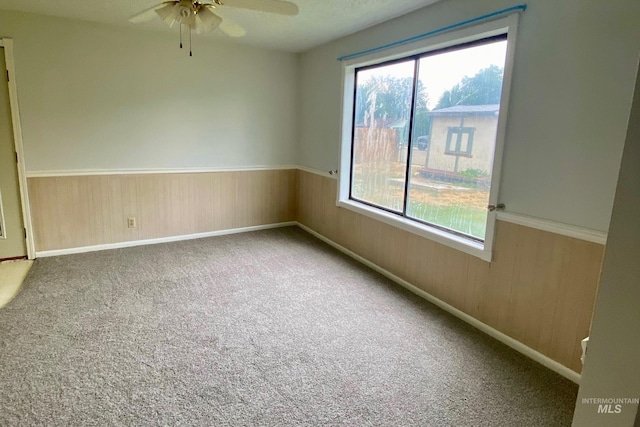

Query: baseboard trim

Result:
[296,222,581,384]
[36,222,298,258]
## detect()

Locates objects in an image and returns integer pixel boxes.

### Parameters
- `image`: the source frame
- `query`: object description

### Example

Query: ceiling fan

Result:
[130,0,299,55]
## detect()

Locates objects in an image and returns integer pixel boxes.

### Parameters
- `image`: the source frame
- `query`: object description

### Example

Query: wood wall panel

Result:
[297,170,604,373]
[28,170,297,252]
[28,168,603,373]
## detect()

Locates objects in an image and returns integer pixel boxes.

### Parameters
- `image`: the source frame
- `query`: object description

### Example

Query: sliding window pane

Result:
[351,60,415,213]
[407,39,507,240]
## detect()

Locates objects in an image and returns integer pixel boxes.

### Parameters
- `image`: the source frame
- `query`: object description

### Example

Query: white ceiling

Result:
[0,0,440,52]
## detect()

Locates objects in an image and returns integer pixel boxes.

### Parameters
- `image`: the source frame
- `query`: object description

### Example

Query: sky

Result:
[359,40,508,109]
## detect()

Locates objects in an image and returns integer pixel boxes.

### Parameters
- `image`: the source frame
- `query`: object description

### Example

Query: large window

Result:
[339,18,516,260]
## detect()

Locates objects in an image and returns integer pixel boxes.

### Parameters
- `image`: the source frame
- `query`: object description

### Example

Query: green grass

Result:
[407,201,487,240]
[352,185,487,239]
[352,166,488,240]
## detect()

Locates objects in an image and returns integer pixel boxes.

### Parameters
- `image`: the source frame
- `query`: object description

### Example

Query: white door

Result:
[0,47,26,260]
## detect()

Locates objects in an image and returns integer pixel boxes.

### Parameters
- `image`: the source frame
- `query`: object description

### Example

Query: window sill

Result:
[337,199,492,262]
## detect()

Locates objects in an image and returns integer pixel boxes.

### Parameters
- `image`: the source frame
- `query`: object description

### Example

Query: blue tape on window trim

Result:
[336,4,526,62]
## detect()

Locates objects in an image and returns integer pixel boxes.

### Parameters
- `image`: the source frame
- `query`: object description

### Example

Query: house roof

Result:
[429,104,500,116]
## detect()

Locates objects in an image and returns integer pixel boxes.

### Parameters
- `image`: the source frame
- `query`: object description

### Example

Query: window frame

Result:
[445,127,475,157]
[337,15,519,262]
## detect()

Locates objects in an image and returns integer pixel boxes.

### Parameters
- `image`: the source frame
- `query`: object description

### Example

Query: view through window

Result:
[350,36,508,241]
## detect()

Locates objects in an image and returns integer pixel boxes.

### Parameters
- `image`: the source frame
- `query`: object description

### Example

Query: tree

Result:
[412,109,431,139]
[436,65,504,109]
[355,75,428,127]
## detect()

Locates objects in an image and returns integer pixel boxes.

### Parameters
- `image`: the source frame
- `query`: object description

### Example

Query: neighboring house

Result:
[423,104,500,176]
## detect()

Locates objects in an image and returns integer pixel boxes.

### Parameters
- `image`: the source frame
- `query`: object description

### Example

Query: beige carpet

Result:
[0,259,32,309]
[0,227,578,426]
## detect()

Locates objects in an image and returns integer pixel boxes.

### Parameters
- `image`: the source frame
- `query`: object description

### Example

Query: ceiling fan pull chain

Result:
[180,24,183,49]
[189,25,193,57]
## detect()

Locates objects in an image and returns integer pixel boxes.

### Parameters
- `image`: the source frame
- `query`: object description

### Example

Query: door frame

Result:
[0,38,35,260]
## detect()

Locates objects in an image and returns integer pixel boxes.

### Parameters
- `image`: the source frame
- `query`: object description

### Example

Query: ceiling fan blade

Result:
[129,1,176,23]
[218,15,247,37]
[218,0,299,16]
[195,7,223,34]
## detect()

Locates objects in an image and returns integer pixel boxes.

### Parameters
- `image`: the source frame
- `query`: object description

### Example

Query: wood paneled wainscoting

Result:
[28,169,297,253]
[297,169,604,376]
[27,167,604,378]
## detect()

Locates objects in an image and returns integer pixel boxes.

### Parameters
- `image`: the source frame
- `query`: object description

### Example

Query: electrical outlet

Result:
[127,217,137,228]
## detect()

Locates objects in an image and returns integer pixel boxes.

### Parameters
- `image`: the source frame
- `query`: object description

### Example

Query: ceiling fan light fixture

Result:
[156,3,181,27]
[132,0,299,56]
[195,7,223,34]
[180,9,196,27]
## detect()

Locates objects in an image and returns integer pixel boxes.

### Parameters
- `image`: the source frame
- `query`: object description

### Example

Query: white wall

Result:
[0,10,298,172]
[297,0,640,232]
[573,59,640,427]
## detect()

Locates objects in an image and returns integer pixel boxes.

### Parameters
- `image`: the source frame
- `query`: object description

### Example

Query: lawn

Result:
[407,200,487,239]
[352,161,489,240]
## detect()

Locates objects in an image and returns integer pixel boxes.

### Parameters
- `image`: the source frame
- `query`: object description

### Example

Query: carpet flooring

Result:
[0,227,578,426]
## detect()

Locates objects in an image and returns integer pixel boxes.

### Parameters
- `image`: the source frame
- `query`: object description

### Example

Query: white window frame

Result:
[337,15,519,262]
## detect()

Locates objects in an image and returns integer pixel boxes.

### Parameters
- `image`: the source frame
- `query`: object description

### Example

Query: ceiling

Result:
[0,0,440,52]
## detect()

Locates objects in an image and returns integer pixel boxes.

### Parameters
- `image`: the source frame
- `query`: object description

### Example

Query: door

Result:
[0,47,26,260]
